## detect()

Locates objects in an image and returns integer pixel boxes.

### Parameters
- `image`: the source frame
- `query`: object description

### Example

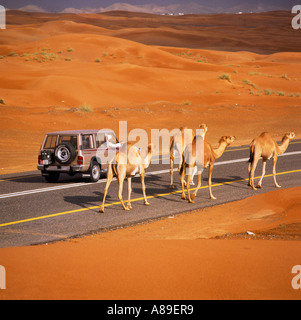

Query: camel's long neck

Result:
[277,138,290,155]
[213,142,228,159]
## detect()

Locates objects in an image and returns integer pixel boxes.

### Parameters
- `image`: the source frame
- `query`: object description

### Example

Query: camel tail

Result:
[111,163,118,177]
[248,144,255,163]
[110,153,120,176]
[179,154,185,175]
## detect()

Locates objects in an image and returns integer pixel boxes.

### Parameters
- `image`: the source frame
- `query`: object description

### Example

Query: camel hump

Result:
[258,132,273,140]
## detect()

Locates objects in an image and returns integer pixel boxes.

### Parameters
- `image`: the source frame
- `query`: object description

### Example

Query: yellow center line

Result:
[0,169,300,229]
[0,174,40,182]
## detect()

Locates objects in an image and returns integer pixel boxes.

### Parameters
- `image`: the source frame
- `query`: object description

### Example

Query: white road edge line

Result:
[0,151,300,199]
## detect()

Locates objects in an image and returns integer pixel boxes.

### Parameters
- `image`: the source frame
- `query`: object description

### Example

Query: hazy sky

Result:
[1,0,296,12]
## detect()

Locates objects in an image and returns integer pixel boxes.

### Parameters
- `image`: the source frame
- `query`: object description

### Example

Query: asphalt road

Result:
[0,140,301,248]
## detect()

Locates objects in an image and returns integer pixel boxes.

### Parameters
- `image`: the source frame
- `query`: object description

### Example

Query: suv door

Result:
[81,133,94,168]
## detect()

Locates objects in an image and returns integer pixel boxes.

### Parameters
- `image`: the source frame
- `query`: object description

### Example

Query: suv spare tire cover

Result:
[54,142,76,165]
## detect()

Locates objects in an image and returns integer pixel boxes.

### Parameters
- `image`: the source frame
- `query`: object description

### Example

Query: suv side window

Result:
[44,135,57,149]
[96,133,106,148]
[58,135,78,149]
[82,134,93,150]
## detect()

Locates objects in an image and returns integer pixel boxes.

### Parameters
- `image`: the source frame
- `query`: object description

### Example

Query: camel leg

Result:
[190,166,197,185]
[117,172,129,211]
[191,172,201,200]
[186,166,194,203]
[256,159,266,188]
[208,163,216,200]
[99,165,113,213]
[248,162,252,186]
[127,177,132,209]
[140,172,150,206]
[169,155,175,189]
[183,165,196,186]
[180,163,186,200]
[249,157,260,190]
[272,156,281,188]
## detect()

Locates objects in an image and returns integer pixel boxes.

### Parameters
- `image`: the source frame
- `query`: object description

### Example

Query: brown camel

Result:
[180,135,235,202]
[99,142,152,213]
[248,132,296,190]
[169,124,208,189]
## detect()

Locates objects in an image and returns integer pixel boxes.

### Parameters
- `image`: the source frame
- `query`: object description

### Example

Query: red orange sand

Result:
[0,11,301,300]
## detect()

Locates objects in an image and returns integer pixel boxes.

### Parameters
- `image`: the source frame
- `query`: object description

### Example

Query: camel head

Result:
[219,135,236,146]
[199,123,208,133]
[282,132,296,142]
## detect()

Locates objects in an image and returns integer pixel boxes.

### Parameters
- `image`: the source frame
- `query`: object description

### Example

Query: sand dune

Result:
[6,10,301,53]
[1,15,301,173]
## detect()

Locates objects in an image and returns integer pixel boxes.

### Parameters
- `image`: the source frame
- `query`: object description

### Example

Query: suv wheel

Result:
[89,161,101,182]
[54,142,76,165]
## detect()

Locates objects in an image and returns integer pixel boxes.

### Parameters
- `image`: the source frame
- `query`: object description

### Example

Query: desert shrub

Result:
[78,103,93,113]
[219,74,231,82]
[242,79,258,89]
[264,89,273,95]
[281,74,289,80]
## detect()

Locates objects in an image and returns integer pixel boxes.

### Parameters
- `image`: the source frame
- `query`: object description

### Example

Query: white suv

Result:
[37,129,119,182]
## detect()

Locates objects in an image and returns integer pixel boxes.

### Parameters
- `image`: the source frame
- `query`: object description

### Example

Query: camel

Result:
[169,124,208,189]
[180,135,235,202]
[99,142,152,213]
[248,132,296,190]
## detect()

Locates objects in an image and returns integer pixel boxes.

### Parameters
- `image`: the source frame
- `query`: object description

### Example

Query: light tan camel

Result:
[180,135,235,202]
[248,132,295,190]
[169,124,208,189]
[99,142,152,213]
